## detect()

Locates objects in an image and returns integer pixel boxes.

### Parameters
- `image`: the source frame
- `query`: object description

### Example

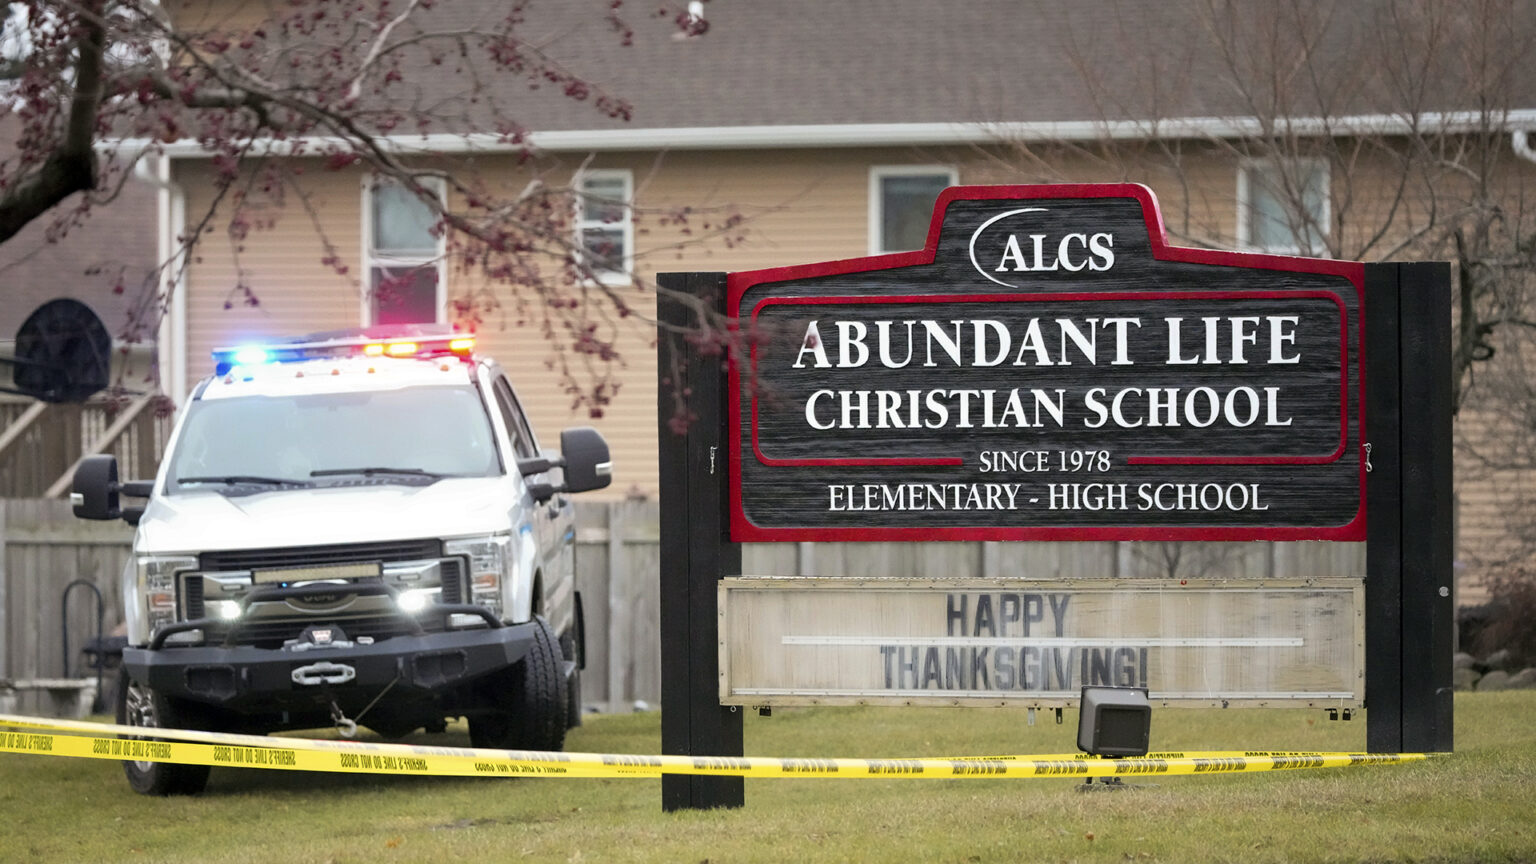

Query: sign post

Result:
[658,184,1452,810]
[657,271,744,811]
[1364,262,1454,754]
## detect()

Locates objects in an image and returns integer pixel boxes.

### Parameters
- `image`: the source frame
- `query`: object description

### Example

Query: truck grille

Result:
[184,573,205,616]
[199,539,442,571]
[440,560,463,604]
[181,541,468,646]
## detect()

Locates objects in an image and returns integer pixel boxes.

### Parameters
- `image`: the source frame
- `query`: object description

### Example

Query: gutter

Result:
[106,110,1536,159]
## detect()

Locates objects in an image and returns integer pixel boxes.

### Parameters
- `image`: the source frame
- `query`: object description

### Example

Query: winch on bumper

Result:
[121,617,540,713]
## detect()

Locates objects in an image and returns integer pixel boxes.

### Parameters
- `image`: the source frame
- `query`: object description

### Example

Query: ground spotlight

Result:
[1077,685,1151,757]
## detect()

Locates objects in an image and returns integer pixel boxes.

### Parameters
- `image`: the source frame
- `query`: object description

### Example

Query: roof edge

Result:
[115,110,1536,158]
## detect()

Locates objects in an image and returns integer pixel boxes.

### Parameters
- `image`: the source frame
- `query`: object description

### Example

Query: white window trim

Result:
[575,168,634,287]
[360,176,448,325]
[868,164,957,256]
[1235,157,1331,255]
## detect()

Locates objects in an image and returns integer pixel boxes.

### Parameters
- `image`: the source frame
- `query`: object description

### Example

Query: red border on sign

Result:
[724,183,1367,543]
[748,290,1350,467]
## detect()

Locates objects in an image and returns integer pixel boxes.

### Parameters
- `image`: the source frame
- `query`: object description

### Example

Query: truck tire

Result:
[468,615,568,752]
[116,667,213,795]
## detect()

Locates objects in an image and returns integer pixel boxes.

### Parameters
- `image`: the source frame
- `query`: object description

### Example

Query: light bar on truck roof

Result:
[212,329,475,374]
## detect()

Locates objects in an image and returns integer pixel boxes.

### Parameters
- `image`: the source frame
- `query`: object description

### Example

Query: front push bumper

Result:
[122,621,540,713]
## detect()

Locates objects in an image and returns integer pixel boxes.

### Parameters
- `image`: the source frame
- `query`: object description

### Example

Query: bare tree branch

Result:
[0,0,106,241]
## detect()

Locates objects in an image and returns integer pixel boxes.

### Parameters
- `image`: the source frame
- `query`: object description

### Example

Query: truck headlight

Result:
[446,534,512,622]
[397,587,438,613]
[136,554,198,636]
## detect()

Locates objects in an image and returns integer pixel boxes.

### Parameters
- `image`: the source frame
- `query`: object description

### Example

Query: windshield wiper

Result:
[310,467,447,479]
[178,475,304,486]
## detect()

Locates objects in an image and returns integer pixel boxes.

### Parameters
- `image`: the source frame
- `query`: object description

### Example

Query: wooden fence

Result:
[0,498,133,716]
[0,497,1366,718]
[0,394,171,499]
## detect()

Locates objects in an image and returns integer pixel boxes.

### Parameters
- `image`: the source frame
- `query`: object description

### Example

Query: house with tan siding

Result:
[132,1,1536,598]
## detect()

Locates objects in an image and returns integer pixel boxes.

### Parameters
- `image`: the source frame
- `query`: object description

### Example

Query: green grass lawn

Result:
[4,692,1534,863]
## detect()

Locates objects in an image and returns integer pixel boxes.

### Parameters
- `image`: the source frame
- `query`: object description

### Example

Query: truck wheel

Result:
[116,667,212,796]
[469,615,568,752]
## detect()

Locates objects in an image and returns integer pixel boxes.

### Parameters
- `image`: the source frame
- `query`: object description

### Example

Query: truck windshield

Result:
[164,384,501,492]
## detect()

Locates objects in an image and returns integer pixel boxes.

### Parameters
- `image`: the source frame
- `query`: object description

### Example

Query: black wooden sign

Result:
[728,185,1365,541]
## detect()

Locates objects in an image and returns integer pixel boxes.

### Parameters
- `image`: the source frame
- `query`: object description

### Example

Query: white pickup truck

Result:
[72,327,610,795]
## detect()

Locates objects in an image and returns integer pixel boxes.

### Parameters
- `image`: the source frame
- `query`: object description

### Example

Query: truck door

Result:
[491,376,573,632]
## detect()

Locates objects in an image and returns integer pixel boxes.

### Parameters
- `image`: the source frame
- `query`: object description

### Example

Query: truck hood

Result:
[134,479,518,555]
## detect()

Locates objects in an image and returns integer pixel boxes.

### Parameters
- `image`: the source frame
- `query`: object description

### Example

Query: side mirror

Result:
[71,454,121,520]
[559,427,612,494]
[71,454,152,522]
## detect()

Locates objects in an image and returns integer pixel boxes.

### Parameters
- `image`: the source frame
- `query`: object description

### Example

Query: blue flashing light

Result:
[233,347,272,366]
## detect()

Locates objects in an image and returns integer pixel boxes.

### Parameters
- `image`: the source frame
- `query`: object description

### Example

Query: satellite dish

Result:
[12,298,112,403]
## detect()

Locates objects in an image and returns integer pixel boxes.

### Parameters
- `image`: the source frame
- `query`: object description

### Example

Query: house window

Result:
[1238,159,1329,255]
[576,170,632,285]
[871,167,955,254]
[366,179,445,325]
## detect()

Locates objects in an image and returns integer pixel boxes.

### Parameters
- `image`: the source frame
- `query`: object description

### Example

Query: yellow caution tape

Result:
[0,714,1431,780]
